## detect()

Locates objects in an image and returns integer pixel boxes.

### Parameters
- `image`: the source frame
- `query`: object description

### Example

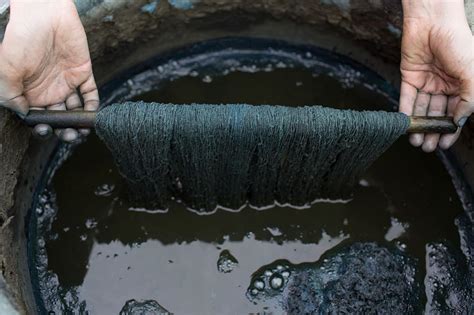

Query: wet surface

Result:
[249,243,420,314]
[29,40,470,314]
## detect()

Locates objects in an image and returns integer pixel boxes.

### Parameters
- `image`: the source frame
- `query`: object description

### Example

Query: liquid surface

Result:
[31,47,467,314]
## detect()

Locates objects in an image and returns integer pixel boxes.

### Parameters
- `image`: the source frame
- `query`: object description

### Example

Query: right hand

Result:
[0,0,99,142]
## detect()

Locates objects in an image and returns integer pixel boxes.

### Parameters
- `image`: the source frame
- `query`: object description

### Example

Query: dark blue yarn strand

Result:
[95,102,409,212]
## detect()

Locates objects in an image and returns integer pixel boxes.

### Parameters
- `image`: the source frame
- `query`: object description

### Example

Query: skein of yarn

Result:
[95,102,409,212]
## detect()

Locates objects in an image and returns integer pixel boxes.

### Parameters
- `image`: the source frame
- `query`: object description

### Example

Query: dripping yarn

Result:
[95,102,409,212]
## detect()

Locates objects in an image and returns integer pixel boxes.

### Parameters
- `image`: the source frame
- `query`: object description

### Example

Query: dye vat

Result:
[28,39,472,314]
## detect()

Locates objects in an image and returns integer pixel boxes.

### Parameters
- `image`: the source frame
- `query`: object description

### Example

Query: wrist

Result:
[9,0,76,22]
[402,0,466,20]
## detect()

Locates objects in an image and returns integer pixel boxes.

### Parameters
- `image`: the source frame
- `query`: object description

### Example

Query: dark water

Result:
[31,55,469,313]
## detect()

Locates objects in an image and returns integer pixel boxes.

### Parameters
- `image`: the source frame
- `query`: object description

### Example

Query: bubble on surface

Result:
[253,279,265,291]
[247,243,422,314]
[395,241,408,252]
[202,75,213,83]
[455,214,474,285]
[281,270,291,278]
[85,218,98,230]
[36,206,44,216]
[119,299,170,315]
[270,274,284,290]
[425,242,473,314]
[216,250,239,273]
[35,189,59,231]
[329,65,362,88]
[287,243,421,314]
[247,260,291,300]
[94,184,115,197]
[38,238,45,247]
[266,227,283,237]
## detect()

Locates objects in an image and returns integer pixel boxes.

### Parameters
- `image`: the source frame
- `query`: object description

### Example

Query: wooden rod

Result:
[407,116,457,133]
[23,110,458,134]
[24,110,96,128]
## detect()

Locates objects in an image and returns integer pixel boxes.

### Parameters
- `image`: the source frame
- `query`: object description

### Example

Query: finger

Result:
[33,124,53,140]
[47,103,67,111]
[453,78,474,127]
[78,128,90,136]
[79,75,100,111]
[440,96,462,149]
[73,107,91,136]
[409,92,431,147]
[47,103,69,139]
[60,128,80,143]
[29,106,51,139]
[399,81,418,115]
[66,91,90,136]
[0,55,29,116]
[30,106,53,139]
[65,91,83,110]
[48,102,81,143]
[453,99,473,128]
[422,94,447,153]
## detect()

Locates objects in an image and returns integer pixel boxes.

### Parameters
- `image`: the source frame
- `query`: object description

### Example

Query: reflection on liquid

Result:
[34,68,463,314]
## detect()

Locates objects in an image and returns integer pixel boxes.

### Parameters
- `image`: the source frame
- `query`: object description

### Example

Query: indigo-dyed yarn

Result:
[96,102,409,212]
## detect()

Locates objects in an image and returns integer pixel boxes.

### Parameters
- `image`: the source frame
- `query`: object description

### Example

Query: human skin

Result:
[0,0,472,148]
[0,0,99,142]
[400,0,474,152]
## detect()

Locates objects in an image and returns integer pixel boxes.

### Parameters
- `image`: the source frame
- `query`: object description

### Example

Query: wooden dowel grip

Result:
[23,110,458,134]
[407,116,457,133]
[24,110,96,128]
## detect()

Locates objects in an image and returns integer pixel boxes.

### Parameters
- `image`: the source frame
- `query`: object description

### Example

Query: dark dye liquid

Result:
[31,51,467,314]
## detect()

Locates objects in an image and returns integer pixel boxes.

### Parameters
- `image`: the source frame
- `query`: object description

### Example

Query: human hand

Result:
[0,0,99,142]
[399,0,473,152]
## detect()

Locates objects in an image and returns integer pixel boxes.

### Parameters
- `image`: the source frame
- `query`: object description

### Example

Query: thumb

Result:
[0,44,29,117]
[0,70,29,117]
[453,78,474,128]
[0,78,29,117]
[0,94,29,118]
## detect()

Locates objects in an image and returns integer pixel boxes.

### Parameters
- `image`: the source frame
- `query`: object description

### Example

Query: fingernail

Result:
[409,134,424,147]
[33,124,53,140]
[60,129,80,143]
[37,125,50,136]
[457,116,468,128]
